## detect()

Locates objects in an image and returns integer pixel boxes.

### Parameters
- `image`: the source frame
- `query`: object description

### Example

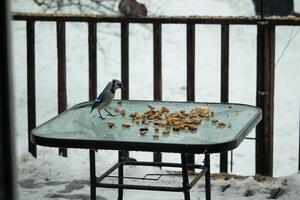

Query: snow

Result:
[11,0,300,199]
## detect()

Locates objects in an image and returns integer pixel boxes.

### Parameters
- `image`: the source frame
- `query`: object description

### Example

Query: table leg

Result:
[89,150,96,200]
[204,154,211,200]
[181,153,191,200]
[118,150,124,200]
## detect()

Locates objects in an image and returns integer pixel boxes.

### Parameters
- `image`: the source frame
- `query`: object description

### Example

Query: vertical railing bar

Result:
[57,21,68,157]
[26,20,37,158]
[121,22,129,159]
[153,22,162,163]
[220,24,229,173]
[255,23,275,176]
[186,22,195,168]
[88,21,97,101]
[299,100,300,171]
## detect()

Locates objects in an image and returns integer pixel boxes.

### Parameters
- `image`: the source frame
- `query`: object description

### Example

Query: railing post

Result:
[57,21,68,157]
[153,22,162,163]
[121,22,129,159]
[220,24,230,173]
[88,22,97,101]
[26,20,37,158]
[186,23,195,168]
[256,22,275,176]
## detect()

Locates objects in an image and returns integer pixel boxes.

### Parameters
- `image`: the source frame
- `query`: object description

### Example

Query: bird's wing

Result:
[90,82,113,113]
[90,91,105,113]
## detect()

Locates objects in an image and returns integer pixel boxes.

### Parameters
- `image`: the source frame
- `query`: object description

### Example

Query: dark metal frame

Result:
[0,0,16,198]
[31,100,262,154]
[89,150,210,200]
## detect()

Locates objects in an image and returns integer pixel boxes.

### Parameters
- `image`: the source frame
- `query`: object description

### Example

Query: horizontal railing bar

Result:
[12,12,300,25]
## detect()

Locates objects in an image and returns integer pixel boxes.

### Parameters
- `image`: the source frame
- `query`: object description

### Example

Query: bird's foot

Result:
[98,116,106,120]
[107,113,116,117]
[104,109,115,117]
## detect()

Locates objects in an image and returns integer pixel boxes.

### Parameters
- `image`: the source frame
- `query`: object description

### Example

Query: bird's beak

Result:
[120,84,124,89]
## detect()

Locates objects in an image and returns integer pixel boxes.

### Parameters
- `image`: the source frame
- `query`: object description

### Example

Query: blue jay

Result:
[90,79,124,119]
[119,0,148,17]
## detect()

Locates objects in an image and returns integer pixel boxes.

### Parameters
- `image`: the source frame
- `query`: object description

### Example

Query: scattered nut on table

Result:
[216,121,227,127]
[227,123,232,128]
[173,127,180,131]
[119,109,126,116]
[211,119,218,124]
[188,126,197,131]
[140,131,147,135]
[139,127,148,135]
[114,107,120,113]
[121,124,131,128]
[107,122,115,128]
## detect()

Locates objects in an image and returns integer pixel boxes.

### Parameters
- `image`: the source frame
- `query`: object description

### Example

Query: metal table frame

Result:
[89,150,211,200]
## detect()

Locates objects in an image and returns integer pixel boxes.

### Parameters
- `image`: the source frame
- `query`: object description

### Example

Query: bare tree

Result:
[32,0,119,13]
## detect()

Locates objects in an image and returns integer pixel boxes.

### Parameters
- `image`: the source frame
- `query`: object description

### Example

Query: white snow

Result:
[11,0,300,199]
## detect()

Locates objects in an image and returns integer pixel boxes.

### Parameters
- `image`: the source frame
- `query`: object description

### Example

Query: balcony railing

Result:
[12,12,300,176]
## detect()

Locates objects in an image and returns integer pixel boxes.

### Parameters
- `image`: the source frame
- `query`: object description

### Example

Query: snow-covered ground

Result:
[11,0,300,199]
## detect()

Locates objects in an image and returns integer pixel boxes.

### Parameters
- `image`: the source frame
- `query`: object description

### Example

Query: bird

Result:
[119,0,147,17]
[90,79,124,119]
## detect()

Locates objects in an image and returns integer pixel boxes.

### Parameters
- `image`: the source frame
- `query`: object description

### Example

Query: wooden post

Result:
[88,22,97,101]
[121,22,129,159]
[186,23,196,168]
[0,0,17,198]
[153,22,162,163]
[57,21,68,157]
[256,22,275,176]
[26,20,37,158]
[220,24,229,173]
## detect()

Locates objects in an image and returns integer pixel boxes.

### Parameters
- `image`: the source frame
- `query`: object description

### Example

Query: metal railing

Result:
[12,12,300,176]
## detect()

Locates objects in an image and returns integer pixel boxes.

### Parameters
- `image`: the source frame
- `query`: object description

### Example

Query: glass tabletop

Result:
[31,100,262,153]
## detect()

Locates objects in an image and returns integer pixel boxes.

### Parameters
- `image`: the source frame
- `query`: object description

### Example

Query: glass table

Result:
[31,100,262,200]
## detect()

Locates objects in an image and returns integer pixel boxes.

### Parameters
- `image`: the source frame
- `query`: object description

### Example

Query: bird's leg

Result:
[98,110,105,119]
[105,108,116,116]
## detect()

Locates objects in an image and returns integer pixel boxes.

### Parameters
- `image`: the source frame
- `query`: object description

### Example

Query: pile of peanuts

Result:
[108,104,231,138]
[128,105,212,136]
